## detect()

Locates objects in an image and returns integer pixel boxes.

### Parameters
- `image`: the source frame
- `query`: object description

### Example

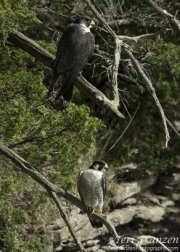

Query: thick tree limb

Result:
[108,18,163,29]
[75,75,124,118]
[8,30,55,68]
[7,30,124,119]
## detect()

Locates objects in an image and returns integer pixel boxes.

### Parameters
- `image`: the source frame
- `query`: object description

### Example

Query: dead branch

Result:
[50,191,86,252]
[8,29,124,119]
[117,28,166,43]
[166,118,180,138]
[145,0,180,30]
[112,37,122,105]
[124,47,170,147]
[85,0,116,36]
[75,75,124,118]
[108,18,163,29]
[85,0,124,109]
[101,103,139,159]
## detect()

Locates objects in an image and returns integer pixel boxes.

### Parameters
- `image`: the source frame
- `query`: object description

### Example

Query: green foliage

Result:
[0,187,29,251]
[50,0,79,14]
[0,0,37,40]
[23,237,45,252]
[36,40,57,55]
[0,32,105,250]
[145,38,180,103]
[0,45,104,173]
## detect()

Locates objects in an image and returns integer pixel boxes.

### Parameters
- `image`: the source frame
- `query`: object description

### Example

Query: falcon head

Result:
[74,16,95,29]
[89,160,108,171]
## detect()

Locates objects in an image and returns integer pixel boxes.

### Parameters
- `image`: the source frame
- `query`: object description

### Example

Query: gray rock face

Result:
[108,205,165,226]
[110,176,157,206]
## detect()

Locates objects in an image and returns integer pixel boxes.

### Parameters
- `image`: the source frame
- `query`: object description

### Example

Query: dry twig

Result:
[101,103,139,159]
[145,0,180,30]
[124,48,170,147]
[50,191,86,252]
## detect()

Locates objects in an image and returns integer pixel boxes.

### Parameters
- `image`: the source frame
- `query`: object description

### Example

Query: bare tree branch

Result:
[112,37,122,105]
[124,47,170,147]
[108,18,163,29]
[50,191,87,252]
[85,0,123,108]
[118,28,166,43]
[85,0,116,36]
[101,103,140,159]
[166,118,180,138]
[145,0,180,30]
[8,30,124,119]
[75,75,124,118]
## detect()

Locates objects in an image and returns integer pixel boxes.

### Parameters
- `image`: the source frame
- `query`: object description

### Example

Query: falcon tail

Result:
[48,67,60,96]
[62,85,73,102]
[55,68,79,101]
[89,215,103,229]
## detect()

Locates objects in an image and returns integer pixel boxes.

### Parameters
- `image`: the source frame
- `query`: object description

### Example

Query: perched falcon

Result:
[49,16,95,102]
[77,160,108,228]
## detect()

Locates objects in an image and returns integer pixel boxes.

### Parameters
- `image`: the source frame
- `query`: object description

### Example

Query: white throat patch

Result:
[80,23,90,33]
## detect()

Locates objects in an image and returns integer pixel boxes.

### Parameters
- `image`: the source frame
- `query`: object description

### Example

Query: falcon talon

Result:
[77,160,108,228]
[89,209,95,216]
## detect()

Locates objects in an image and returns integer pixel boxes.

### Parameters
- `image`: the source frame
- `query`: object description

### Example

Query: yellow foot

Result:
[86,207,102,216]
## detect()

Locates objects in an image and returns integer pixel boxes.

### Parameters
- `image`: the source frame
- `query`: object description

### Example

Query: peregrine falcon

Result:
[77,160,108,228]
[48,16,95,102]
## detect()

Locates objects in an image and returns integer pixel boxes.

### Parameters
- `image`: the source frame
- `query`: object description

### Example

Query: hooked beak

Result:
[89,20,95,28]
[104,163,108,170]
